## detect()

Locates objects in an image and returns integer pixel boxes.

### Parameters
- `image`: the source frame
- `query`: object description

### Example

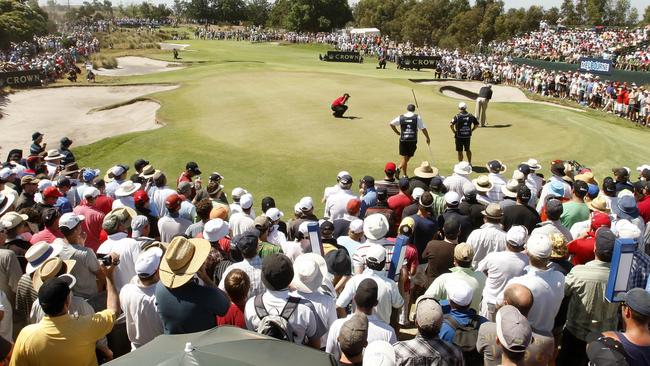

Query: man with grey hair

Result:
[97,207,141,292]
[393,295,463,365]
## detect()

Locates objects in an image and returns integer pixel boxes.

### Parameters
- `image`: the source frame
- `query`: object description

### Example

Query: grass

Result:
[71,39,650,213]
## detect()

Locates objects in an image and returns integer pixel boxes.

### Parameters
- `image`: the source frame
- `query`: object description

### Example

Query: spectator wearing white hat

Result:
[324,174,357,221]
[229,193,255,237]
[265,208,287,246]
[327,278,396,361]
[230,187,255,218]
[505,234,565,334]
[291,253,337,347]
[364,341,396,366]
[112,180,141,211]
[43,149,64,179]
[351,214,392,274]
[337,243,403,326]
[2,211,33,272]
[202,218,232,284]
[72,187,105,252]
[97,207,141,293]
[522,159,543,197]
[337,219,365,261]
[119,247,164,350]
[321,171,350,204]
[467,203,507,268]
[104,164,129,199]
[393,295,463,366]
[288,197,318,241]
[438,191,473,243]
[476,225,529,321]
[444,162,473,198]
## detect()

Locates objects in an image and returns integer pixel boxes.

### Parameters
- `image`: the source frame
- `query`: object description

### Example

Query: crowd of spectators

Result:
[0,130,647,365]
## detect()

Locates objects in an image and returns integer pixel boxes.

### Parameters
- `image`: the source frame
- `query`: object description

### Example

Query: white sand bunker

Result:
[95,56,183,76]
[0,84,177,149]
[159,43,191,51]
[422,80,584,112]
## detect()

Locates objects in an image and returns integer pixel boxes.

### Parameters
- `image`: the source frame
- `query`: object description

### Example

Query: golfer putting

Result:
[389,104,431,177]
[450,102,479,164]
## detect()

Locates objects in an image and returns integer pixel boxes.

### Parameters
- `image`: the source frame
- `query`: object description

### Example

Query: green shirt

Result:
[564,260,619,341]
[258,241,283,259]
[560,201,590,230]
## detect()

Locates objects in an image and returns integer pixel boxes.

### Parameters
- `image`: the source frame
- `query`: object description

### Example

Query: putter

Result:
[412,89,433,163]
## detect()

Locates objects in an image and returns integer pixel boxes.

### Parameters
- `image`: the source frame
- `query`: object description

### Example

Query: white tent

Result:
[349,28,381,37]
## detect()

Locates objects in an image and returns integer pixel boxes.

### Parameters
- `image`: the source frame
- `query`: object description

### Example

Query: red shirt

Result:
[567,234,596,265]
[331,96,346,107]
[73,203,106,252]
[216,302,246,329]
[30,226,64,244]
[637,195,650,224]
[387,192,413,223]
[177,172,191,186]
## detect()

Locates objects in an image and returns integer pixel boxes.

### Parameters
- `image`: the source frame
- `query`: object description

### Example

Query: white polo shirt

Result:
[324,189,357,221]
[443,174,472,198]
[229,212,255,237]
[476,250,528,308]
[244,289,321,345]
[326,313,396,360]
[294,290,337,346]
[466,223,507,268]
[97,232,141,292]
[487,173,507,202]
[119,278,164,349]
[336,269,404,324]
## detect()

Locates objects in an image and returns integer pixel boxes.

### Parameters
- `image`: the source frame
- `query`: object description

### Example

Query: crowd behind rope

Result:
[0,130,647,365]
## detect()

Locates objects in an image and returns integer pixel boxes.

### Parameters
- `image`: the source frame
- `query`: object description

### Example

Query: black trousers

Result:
[332,105,348,117]
[556,329,588,366]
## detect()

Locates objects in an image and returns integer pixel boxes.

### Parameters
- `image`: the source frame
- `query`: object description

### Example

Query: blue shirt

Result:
[439,308,487,343]
[55,196,73,214]
[410,214,438,263]
[360,188,377,218]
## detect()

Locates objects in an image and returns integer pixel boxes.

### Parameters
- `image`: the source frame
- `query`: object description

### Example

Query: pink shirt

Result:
[30,227,64,244]
[73,204,106,252]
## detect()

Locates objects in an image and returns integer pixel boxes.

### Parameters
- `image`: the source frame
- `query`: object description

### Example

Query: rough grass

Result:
[71,39,650,212]
[90,54,118,69]
[96,28,168,50]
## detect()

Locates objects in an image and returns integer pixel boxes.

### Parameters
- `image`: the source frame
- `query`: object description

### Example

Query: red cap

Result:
[165,193,182,211]
[133,190,149,205]
[591,212,611,231]
[346,198,361,215]
[43,186,63,199]
[385,162,397,173]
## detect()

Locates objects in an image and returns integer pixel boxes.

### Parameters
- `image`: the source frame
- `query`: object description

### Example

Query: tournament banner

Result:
[578,57,613,76]
[387,235,409,281]
[0,70,41,88]
[324,51,362,63]
[398,55,441,69]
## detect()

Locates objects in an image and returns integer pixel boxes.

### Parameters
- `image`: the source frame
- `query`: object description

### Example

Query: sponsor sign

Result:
[324,51,362,63]
[578,57,613,76]
[387,235,409,281]
[398,55,441,69]
[0,70,41,88]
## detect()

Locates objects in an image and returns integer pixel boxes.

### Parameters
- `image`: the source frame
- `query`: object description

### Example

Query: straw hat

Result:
[472,175,493,193]
[159,236,211,289]
[114,181,141,197]
[32,257,76,291]
[454,161,472,175]
[139,165,160,179]
[43,149,64,161]
[586,195,610,214]
[25,241,62,275]
[501,180,520,199]
[413,161,439,179]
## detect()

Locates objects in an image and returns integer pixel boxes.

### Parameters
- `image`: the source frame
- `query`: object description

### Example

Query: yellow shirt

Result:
[10,309,116,366]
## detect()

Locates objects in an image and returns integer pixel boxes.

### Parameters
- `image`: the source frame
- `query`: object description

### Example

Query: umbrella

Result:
[106,326,336,366]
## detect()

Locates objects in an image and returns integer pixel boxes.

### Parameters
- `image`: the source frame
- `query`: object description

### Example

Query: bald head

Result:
[503,284,534,317]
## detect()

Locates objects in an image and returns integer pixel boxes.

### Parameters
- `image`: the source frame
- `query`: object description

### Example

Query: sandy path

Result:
[95,56,183,76]
[421,80,584,112]
[0,85,177,151]
[159,43,191,51]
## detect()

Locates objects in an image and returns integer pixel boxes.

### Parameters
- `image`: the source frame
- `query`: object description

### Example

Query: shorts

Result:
[399,140,417,157]
[455,137,471,152]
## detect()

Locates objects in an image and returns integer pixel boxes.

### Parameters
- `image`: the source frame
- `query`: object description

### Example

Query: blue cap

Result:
[549,180,565,197]
[82,169,100,183]
[587,184,599,197]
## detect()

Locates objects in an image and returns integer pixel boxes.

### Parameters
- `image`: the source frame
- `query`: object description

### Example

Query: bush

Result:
[91,54,118,69]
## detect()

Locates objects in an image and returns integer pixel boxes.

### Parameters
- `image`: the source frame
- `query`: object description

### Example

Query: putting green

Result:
[75,40,650,212]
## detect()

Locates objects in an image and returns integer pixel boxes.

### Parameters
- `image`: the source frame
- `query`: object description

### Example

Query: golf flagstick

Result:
[412,88,434,164]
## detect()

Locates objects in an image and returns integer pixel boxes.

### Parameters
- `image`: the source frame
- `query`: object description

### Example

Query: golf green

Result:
[75,40,650,212]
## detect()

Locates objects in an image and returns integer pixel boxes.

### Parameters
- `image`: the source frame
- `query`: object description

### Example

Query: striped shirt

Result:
[16,274,37,325]
[393,334,464,366]
[219,256,264,300]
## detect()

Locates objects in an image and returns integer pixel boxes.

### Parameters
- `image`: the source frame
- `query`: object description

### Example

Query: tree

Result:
[354,0,415,39]
[611,0,630,25]
[246,0,270,26]
[627,7,638,25]
[560,0,579,25]
[643,5,650,25]
[400,0,470,46]
[0,0,49,49]
[544,6,561,25]
[268,0,290,28]
[574,0,587,24]
[185,0,214,23]
[586,0,608,25]
[281,0,352,32]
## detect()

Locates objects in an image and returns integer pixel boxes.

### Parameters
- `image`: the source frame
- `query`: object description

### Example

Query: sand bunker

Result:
[95,56,183,76]
[421,80,584,112]
[0,84,177,149]
[159,43,191,51]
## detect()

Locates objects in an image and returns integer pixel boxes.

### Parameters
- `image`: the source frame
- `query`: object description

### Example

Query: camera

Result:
[100,255,113,266]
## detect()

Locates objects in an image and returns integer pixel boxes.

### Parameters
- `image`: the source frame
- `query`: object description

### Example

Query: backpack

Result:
[254,295,300,342]
[443,314,483,366]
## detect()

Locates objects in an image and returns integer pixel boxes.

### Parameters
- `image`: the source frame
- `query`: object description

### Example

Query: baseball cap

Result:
[430,176,444,190]
[591,212,611,231]
[365,244,386,265]
[135,247,163,277]
[574,180,589,197]
[83,187,100,199]
[346,198,361,215]
[517,185,532,201]
[265,208,284,222]
[254,216,270,232]
[239,193,253,210]
[595,227,616,259]
[185,162,201,175]
[134,159,149,172]
[361,176,375,186]
[338,313,369,357]
[131,215,149,237]
[38,179,53,192]
[517,164,531,175]
[43,186,62,199]
[496,305,532,353]
[339,174,353,185]
[458,102,467,110]
[298,197,313,212]
[586,336,629,366]
[20,175,39,186]
[232,233,258,253]
[363,214,389,240]
[133,190,149,205]
[624,288,650,317]
[81,169,100,183]
[231,187,247,199]
[412,187,425,200]
[349,219,364,234]
[454,243,474,263]
[446,280,473,307]
[399,177,410,190]
[363,341,396,366]
[325,249,352,276]
[203,219,229,242]
[415,295,443,333]
[209,172,223,182]
[261,253,294,291]
[526,233,552,259]
[444,191,460,206]
[38,275,75,314]
[165,193,183,211]
[506,226,528,247]
[385,162,397,173]
[58,213,85,230]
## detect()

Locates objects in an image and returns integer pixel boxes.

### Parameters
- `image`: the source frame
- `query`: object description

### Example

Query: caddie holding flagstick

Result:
[389,104,431,178]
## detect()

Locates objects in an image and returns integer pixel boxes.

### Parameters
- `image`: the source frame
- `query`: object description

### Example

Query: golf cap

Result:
[58,213,84,230]
[444,191,460,206]
[458,102,467,110]
[232,233,258,253]
[339,174,353,185]
[624,288,650,316]
[165,193,183,211]
[43,186,62,199]
[325,249,352,276]
[361,176,375,186]
[261,253,294,291]
[454,243,473,263]
[83,187,100,199]
[265,208,284,222]
[415,295,443,332]
[239,193,253,210]
[185,162,201,175]
[365,244,386,265]
[411,187,425,200]
[20,176,39,186]
[131,215,149,237]
[496,305,532,353]
[399,177,410,190]
[134,159,149,172]
[337,171,350,180]
[591,212,611,231]
[526,233,552,259]
[586,337,629,365]
[595,227,616,259]
[82,169,100,183]
[231,187,247,199]
[363,341,396,366]
[349,219,364,234]
[363,214,389,240]
[135,247,163,277]
[338,313,369,357]
[346,199,361,215]
[385,162,396,173]
[298,197,313,211]
[38,274,76,314]
[446,280,473,307]
[506,225,528,247]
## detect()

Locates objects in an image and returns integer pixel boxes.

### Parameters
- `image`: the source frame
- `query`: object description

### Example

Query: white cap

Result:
[110,165,126,177]
[38,179,53,192]
[298,196,314,211]
[446,279,473,306]
[203,219,230,242]
[265,208,284,222]
[444,191,460,205]
[337,171,350,179]
[59,213,85,230]
[366,243,386,263]
[458,102,467,110]
[512,170,525,181]
[507,226,528,247]
[349,219,364,234]
[231,187,247,199]
[135,247,163,277]
[83,187,100,199]
[239,193,253,210]
[636,164,650,172]
[526,234,552,259]
[412,187,425,200]
[363,341,396,366]
[0,168,13,180]
[363,214,389,240]
[298,221,310,237]
[294,203,302,215]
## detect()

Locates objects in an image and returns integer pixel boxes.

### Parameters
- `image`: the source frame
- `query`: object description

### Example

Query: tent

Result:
[349,28,381,37]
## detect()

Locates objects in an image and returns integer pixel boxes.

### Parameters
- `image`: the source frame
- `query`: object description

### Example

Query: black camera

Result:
[100,255,113,266]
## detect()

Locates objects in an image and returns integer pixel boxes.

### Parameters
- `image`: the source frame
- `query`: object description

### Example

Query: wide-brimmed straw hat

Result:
[115,181,141,197]
[25,241,62,275]
[473,175,493,193]
[413,161,439,179]
[32,257,76,291]
[159,236,211,289]
[454,161,472,175]
[501,180,520,198]
[586,195,610,214]
[521,158,542,171]
[139,164,160,179]
[291,253,326,293]
[43,149,64,161]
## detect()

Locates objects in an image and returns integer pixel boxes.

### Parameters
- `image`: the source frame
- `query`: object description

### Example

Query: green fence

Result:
[511,58,650,85]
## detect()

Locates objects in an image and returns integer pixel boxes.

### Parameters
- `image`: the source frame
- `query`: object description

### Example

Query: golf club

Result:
[412,89,433,163]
